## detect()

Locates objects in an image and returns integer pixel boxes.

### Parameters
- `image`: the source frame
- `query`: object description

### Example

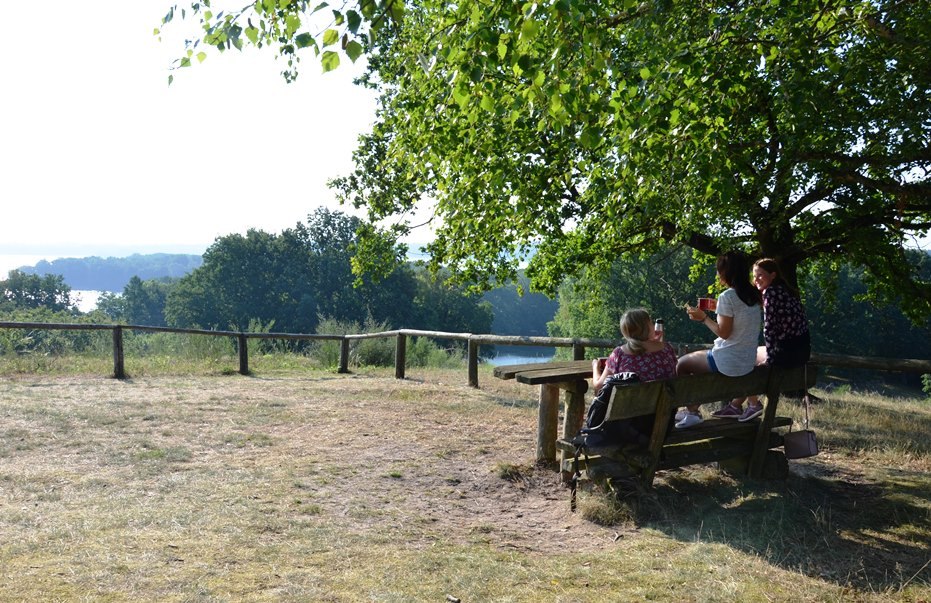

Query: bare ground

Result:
[1,368,928,601]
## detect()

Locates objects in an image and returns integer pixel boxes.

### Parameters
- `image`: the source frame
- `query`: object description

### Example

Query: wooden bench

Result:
[555,363,818,490]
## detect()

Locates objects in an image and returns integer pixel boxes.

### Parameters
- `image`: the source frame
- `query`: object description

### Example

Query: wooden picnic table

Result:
[493,360,593,464]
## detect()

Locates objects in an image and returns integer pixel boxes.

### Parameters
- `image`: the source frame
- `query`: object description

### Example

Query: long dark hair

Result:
[717,252,759,307]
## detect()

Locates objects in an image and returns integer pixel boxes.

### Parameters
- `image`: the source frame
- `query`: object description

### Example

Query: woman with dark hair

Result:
[674,252,762,428]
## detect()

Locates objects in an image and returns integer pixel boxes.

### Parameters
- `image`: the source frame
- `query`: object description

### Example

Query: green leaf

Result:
[520,19,540,42]
[321,50,340,72]
[639,66,651,80]
[285,14,301,35]
[387,1,405,23]
[245,26,259,45]
[346,10,362,34]
[310,2,328,14]
[295,33,315,49]
[196,51,207,63]
[345,40,363,62]
[670,108,680,126]
[322,28,339,47]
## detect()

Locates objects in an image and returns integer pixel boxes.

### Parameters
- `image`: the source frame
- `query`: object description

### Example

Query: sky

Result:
[1,1,378,274]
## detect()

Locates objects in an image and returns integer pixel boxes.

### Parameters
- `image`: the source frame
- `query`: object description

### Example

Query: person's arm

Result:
[592,357,607,390]
[687,305,732,338]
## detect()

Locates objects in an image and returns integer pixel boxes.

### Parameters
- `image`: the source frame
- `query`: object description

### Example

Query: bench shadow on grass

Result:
[623,430,931,594]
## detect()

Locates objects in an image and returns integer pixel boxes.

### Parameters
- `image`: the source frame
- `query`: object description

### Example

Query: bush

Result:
[406,337,464,368]
[923,373,931,398]
[353,316,395,367]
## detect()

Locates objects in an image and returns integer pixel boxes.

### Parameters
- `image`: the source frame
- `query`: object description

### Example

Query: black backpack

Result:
[574,372,651,450]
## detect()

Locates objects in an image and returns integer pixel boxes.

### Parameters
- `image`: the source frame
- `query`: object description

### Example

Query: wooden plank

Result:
[492,360,585,380]
[663,416,792,444]
[514,362,593,385]
[556,417,791,450]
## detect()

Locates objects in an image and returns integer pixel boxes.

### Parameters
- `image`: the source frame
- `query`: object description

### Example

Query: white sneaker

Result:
[675,411,704,429]
[675,409,688,422]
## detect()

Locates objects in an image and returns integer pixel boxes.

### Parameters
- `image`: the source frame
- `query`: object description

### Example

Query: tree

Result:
[803,250,931,358]
[0,270,74,313]
[548,247,716,346]
[162,208,492,335]
[164,1,931,320]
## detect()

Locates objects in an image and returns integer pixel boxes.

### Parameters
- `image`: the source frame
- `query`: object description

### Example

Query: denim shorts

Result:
[707,350,720,373]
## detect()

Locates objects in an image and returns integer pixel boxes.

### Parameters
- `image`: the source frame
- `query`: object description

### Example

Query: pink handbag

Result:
[784,389,819,459]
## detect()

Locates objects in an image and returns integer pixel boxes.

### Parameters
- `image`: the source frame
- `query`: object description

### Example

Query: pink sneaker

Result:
[738,404,764,422]
[711,404,742,419]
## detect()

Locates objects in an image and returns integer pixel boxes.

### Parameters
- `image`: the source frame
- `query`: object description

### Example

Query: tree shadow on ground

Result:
[626,460,931,594]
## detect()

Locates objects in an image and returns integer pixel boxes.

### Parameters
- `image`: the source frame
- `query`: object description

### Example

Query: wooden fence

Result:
[1,321,930,386]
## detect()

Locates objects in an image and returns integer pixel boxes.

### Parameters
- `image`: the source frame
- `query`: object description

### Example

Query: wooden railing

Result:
[1,321,929,385]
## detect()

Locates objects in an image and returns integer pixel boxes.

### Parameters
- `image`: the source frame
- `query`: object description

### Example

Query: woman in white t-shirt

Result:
[675,252,762,429]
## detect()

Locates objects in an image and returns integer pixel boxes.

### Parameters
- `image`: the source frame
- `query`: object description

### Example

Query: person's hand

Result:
[686,305,707,322]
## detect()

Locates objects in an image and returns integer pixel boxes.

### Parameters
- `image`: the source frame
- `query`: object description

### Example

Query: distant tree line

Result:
[19,254,203,292]
[89,209,494,339]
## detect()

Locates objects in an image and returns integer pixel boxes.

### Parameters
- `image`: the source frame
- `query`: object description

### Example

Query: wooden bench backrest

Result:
[605,364,817,422]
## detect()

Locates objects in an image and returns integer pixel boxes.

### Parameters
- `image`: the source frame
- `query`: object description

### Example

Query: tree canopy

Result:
[0,270,75,313]
[162,208,493,335]
[163,1,931,320]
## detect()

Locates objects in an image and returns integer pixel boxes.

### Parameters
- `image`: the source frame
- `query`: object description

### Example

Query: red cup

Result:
[698,297,717,311]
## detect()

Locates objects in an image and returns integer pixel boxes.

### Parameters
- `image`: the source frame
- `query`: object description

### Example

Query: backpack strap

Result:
[569,441,589,512]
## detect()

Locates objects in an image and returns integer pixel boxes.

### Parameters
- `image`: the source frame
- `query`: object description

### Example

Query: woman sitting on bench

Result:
[591,308,677,392]
[675,252,762,428]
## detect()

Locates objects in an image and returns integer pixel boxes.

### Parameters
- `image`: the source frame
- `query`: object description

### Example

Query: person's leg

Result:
[675,350,714,427]
[676,350,712,377]
[718,347,767,418]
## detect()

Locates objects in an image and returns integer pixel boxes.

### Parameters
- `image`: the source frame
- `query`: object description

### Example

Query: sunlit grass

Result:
[0,367,928,601]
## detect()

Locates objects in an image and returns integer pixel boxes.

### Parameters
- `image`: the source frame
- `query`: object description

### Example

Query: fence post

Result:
[238,334,249,375]
[395,333,407,379]
[572,342,585,360]
[112,326,125,379]
[467,338,479,388]
[338,337,350,373]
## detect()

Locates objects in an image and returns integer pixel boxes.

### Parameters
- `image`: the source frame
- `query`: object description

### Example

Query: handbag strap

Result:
[801,364,812,430]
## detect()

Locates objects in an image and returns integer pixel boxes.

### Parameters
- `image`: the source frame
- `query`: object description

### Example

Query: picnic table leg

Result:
[562,387,586,441]
[537,384,560,464]
[749,367,785,478]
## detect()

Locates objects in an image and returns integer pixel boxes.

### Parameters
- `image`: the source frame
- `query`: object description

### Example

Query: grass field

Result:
[0,360,929,602]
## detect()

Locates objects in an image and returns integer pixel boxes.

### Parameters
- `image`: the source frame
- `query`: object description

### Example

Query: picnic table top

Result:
[492,359,593,385]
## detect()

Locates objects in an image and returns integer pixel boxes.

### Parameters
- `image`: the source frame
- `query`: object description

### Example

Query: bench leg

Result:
[537,384,560,464]
[560,387,586,483]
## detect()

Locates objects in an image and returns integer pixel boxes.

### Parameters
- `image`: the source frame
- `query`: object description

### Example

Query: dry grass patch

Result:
[0,367,929,601]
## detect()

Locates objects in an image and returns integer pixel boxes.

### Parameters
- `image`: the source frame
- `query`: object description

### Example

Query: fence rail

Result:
[1,321,929,387]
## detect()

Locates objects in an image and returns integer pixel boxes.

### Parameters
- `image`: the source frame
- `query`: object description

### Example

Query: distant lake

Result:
[73,291,103,313]
[486,345,555,366]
